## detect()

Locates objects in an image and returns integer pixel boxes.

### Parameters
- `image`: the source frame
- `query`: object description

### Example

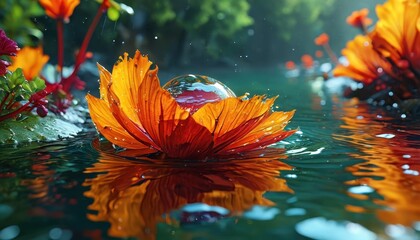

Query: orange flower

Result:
[346,8,373,28]
[300,54,314,69]
[86,50,296,160]
[285,61,296,70]
[315,50,324,58]
[333,0,420,101]
[9,46,49,80]
[314,33,329,46]
[372,0,420,70]
[39,0,80,22]
[333,35,394,85]
[84,148,293,239]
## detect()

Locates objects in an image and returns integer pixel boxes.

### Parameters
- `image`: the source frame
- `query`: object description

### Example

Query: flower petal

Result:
[86,94,152,150]
[110,50,152,126]
[193,96,277,152]
[97,63,111,101]
[135,67,213,159]
[9,46,49,80]
[221,110,296,154]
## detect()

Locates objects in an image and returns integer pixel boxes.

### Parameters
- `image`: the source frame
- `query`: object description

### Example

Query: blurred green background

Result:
[0,0,383,69]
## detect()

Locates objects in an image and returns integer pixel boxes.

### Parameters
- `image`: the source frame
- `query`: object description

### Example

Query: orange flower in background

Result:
[315,50,324,58]
[39,0,80,22]
[9,46,49,80]
[285,61,296,70]
[346,8,373,30]
[333,35,394,85]
[333,0,420,101]
[314,33,329,46]
[314,33,339,65]
[86,50,296,160]
[84,148,293,239]
[300,54,314,69]
[372,0,420,71]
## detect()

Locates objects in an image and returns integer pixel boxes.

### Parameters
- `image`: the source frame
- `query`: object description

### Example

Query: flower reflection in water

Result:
[83,142,293,240]
[334,100,420,226]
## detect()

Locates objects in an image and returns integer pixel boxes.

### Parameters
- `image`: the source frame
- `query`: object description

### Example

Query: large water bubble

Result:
[163,74,236,113]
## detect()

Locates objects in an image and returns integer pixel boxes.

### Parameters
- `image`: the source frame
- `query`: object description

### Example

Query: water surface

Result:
[1,68,419,240]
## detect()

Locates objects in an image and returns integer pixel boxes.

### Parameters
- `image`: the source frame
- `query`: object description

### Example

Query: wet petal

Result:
[86,94,150,150]
[222,110,296,153]
[193,96,275,138]
[110,50,152,126]
[97,63,111,101]
[136,68,213,159]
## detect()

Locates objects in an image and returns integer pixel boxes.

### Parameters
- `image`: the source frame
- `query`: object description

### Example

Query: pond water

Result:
[1,68,420,240]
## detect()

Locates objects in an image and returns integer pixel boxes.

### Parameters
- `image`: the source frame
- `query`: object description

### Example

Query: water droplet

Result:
[162,74,236,113]
[375,133,395,139]
[401,114,407,119]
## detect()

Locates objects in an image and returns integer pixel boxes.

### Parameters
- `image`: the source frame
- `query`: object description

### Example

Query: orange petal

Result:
[193,96,277,151]
[222,110,296,154]
[97,63,111,101]
[9,46,49,80]
[193,96,275,137]
[110,50,152,126]
[86,94,151,150]
[135,67,213,159]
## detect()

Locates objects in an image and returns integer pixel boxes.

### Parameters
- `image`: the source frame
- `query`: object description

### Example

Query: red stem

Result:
[62,3,108,92]
[0,102,32,122]
[323,43,339,65]
[0,93,10,110]
[5,93,16,109]
[57,20,64,81]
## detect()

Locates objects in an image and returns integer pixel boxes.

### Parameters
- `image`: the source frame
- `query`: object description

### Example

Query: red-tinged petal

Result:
[160,116,213,159]
[0,60,8,76]
[135,68,188,146]
[193,96,276,153]
[86,94,152,150]
[222,111,296,154]
[193,96,275,137]
[107,89,160,150]
[134,67,213,159]
[0,29,18,56]
[213,113,268,153]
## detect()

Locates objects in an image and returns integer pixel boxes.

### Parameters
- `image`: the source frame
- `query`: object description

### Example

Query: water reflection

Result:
[83,146,293,240]
[334,100,420,226]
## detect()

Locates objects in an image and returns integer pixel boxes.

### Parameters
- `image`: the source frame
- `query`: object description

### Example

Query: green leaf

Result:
[10,69,25,88]
[0,115,82,144]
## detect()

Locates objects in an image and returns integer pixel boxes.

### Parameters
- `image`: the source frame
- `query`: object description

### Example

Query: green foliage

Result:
[0,68,45,114]
[0,115,82,144]
[143,0,252,37]
[249,0,336,41]
[0,0,44,46]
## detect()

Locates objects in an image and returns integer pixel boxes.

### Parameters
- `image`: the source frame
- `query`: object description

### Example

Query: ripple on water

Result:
[333,102,420,226]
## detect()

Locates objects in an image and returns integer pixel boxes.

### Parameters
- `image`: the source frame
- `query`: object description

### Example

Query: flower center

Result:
[163,74,236,113]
